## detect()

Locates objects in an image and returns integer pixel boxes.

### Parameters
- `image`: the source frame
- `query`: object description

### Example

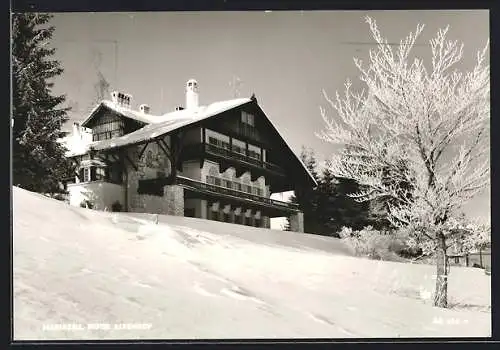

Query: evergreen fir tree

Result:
[331,176,372,230]
[12,13,71,193]
[316,158,374,235]
[286,146,390,235]
[314,161,349,235]
[286,146,320,232]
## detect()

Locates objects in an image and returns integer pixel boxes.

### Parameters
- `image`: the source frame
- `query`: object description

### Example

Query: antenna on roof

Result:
[250,93,257,102]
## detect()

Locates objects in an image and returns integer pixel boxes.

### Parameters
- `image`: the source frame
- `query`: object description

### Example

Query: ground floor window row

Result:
[207,210,262,227]
[184,206,266,228]
[207,210,263,227]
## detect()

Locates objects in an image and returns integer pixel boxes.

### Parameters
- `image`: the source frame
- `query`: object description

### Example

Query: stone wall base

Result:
[163,185,184,216]
[129,185,184,216]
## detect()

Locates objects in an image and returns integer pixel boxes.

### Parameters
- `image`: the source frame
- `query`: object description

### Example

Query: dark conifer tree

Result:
[12,13,71,193]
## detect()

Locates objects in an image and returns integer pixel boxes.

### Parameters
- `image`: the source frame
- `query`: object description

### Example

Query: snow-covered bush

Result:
[79,200,94,209]
[338,226,403,261]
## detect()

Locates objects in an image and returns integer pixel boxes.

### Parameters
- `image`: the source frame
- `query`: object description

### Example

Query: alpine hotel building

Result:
[64,80,317,232]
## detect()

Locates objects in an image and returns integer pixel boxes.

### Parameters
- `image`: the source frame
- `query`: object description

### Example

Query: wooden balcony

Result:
[176,176,299,215]
[181,143,285,179]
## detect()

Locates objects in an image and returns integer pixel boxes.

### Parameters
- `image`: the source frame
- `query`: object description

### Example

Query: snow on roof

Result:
[81,100,158,127]
[71,96,317,187]
[76,98,252,153]
[80,159,107,167]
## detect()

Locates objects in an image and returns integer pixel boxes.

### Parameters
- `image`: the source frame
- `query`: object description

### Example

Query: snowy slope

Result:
[13,187,491,340]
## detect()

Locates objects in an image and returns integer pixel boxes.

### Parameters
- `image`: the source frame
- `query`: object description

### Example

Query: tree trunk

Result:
[434,234,448,308]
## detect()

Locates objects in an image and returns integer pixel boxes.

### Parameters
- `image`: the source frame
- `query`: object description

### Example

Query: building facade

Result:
[63,80,316,232]
[448,245,492,270]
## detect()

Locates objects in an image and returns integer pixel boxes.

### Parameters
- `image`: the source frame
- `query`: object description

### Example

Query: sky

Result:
[49,10,490,223]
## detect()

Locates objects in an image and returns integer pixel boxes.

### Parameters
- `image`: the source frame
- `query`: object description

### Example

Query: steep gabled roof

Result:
[81,100,155,127]
[71,97,318,187]
[251,103,318,188]
[82,98,252,152]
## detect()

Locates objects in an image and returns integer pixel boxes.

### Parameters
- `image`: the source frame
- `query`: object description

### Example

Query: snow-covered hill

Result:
[13,187,491,340]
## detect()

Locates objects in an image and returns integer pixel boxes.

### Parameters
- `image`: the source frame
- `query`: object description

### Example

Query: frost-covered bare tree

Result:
[317,17,490,308]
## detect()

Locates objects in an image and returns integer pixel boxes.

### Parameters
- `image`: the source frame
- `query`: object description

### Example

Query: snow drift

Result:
[13,187,491,340]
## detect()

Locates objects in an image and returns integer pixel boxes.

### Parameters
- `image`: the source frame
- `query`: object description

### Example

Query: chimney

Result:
[111,91,132,109]
[139,104,151,114]
[111,91,118,104]
[185,79,199,110]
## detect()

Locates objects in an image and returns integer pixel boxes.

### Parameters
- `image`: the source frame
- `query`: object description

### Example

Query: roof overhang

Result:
[80,100,153,128]
[75,97,317,189]
[251,103,318,188]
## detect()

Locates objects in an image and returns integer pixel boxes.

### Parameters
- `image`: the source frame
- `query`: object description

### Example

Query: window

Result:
[232,144,245,155]
[95,167,106,181]
[247,149,261,160]
[232,182,242,191]
[83,168,91,182]
[208,136,218,145]
[241,111,255,126]
[247,144,261,160]
[252,187,263,196]
[223,213,231,222]
[245,217,252,226]
[254,219,261,228]
[454,256,460,264]
[206,175,263,197]
[79,164,119,183]
[231,138,246,154]
[208,136,230,150]
[92,118,125,141]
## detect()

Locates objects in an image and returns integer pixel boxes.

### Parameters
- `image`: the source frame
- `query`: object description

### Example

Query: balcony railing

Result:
[201,143,284,174]
[176,176,299,210]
